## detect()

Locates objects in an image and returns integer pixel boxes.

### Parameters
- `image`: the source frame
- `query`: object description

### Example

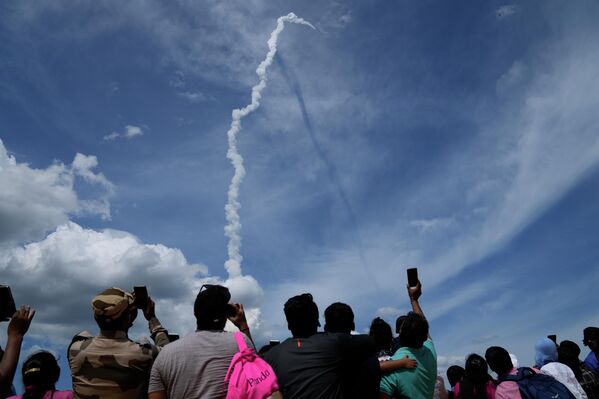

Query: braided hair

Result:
[22,351,60,399]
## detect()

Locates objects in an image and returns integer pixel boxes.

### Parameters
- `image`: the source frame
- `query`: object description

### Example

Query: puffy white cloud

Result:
[0,140,111,244]
[124,125,143,139]
[0,222,264,344]
[0,139,265,345]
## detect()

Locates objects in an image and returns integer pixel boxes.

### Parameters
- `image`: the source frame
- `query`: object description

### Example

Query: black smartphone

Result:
[269,340,280,346]
[227,304,237,318]
[133,286,148,309]
[0,286,17,322]
[407,268,419,287]
[167,334,180,342]
[548,334,557,345]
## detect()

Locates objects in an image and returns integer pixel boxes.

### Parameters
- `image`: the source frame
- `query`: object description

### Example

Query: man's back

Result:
[264,332,374,399]
[380,339,437,399]
[149,330,251,399]
[69,331,158,399]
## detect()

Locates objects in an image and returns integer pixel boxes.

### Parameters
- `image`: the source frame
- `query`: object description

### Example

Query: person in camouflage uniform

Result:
[68,287,169,399]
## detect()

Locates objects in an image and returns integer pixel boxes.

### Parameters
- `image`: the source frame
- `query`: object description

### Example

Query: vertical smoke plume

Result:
[224,13,315,278]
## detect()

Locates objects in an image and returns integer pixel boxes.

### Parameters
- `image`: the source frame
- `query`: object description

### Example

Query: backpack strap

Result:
[224,332,251,385]
[234,332,248,352]
[500,368,534,383]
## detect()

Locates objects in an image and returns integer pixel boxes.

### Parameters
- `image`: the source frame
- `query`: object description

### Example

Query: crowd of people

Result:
[0,280,597,399]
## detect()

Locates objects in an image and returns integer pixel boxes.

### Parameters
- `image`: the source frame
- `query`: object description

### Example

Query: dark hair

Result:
[558,340,582,380]
[324,302,355,334]
[369,317,393,353]
[447,365,465,388]
[459,354,491,399]
[398,312,428,348]
[485,346,513,376]
[395,315,407,334]
[194,284,231,330]
[22,351,60,399]
[284,293,319,338]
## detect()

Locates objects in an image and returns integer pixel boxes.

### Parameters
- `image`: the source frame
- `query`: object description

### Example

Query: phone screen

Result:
[407,268,419,287]
[134,286,148,308]
[0,286,16,321]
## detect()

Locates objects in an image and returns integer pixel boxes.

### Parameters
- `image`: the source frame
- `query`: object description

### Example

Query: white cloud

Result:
[0,221,265,344]
[0,139,112,243]
[496,5,518,19]
[103,125,144,141]
[375,306,405,321]
[124,125,143,139]
[177,91,211,103]
[102,132,120,141]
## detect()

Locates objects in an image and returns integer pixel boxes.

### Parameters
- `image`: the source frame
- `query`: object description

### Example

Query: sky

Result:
[1,0,599,391]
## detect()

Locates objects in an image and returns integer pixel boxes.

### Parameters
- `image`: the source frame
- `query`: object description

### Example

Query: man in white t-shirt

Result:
[148,285,253,399]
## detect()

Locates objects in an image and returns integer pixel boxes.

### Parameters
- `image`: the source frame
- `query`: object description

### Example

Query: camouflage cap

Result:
[92,287,134,320]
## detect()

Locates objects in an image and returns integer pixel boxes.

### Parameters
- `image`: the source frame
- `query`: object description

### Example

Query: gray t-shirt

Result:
[148,330,253,399]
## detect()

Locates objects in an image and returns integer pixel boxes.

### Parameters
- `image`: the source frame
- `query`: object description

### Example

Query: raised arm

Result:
[0,306,35,391]
[407,281,431,340]
[143,297,170,349]
[228,303,253,344]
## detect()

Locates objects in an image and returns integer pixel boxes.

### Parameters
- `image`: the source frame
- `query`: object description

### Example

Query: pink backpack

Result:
[224,332,279,399]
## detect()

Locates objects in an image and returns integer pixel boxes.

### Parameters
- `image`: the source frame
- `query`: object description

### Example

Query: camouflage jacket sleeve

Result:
[148,317,169,350]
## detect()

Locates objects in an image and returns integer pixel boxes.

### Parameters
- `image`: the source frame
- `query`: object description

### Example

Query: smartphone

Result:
[133,286,148,309]
[548,334,557,345]
[0,286,17,322]
[407,268,419,287]
[227,304,237,318]
[167,334,180,342]
[269,340,280,346]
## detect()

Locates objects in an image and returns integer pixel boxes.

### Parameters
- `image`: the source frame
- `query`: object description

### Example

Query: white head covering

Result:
[509,353,519,368]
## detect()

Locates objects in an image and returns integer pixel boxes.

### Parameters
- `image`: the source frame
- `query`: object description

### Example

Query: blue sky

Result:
[1,0,599,390]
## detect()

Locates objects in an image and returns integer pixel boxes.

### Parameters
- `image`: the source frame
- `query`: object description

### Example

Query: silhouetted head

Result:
[465,354,490,383]
[583,327,599,351]
[398,311,428,349]
[447,365,465,388]
[369,317,393,352]
[194,284,231,331]
[558,340,582,380]
[284,293,320,338]
[395,315,407,335]
[485,346,513,376]
[22,351,60,399]
[324,302,355,334]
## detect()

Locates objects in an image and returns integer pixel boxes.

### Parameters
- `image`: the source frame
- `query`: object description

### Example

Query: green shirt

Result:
[380,339,437,399]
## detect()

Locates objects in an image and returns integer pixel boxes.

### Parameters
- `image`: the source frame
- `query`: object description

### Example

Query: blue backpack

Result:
[500,367,576,399]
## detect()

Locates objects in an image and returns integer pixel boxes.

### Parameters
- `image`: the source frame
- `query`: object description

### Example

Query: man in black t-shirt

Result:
[265,294,375,399]
[324,302,380,399]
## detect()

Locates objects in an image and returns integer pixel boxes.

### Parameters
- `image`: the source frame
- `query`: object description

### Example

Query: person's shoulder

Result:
[68,331,94,358]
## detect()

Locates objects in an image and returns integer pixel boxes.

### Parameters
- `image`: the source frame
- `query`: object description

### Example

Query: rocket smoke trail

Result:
[224,13,315,278]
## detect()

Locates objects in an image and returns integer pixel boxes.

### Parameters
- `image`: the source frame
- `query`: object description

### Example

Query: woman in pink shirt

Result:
[454,353,497,399]
[7,351,72,399]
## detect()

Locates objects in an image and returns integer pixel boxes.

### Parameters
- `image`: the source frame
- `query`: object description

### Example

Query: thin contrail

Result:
[275,53,380,290]
[224,13,315,278]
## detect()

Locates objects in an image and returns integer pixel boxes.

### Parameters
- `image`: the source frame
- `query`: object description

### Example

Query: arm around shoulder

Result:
[149,391,167,399]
